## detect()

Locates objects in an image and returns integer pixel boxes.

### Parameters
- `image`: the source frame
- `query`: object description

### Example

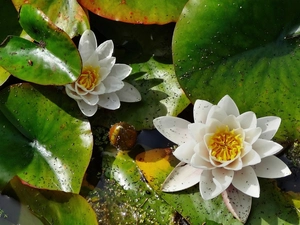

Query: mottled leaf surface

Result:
[93,57,190,130]
[0,4,81,85]
[0,83,92,193]
[173,0,300,141]
[12,0,89,38]
[78,0,188,24]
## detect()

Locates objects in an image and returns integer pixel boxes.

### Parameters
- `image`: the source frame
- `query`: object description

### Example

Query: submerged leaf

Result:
[10,177,98,225]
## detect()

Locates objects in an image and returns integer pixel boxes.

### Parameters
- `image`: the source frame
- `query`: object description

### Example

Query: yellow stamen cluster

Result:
[78,65,100,90]
[209,126,243,161]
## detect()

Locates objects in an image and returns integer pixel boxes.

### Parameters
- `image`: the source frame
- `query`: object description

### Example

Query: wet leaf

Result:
[96,146,178,224]
[78,0,188,24]
[136,148,300,224]
[0,83,93,193]
[10,177,98,225]
[0,67,10,86]
[0,4,81,85]
[135,148,242,224]
[173,0,300,141]
[247,179,300,225]
[93,57,190,130]
[12,0,89,38]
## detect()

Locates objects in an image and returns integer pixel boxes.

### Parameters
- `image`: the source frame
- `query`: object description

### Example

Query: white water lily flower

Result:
[153,95,291,200]
[65,30,141,117]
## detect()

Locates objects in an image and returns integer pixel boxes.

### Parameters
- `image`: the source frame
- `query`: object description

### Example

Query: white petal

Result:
[193,100,213,123]
[237,111,257,129]
[162,162,202,192]
[241,142,252,157]
[252,139,283,158]
[200,169,234,200]
[92,82,106,95]
[102,76,124,93]
[97,92,120,110]
[241,149,261,167]
[95,40,114,60]
[116,82,141,102]
[222,185,252,224]
[65,85,82,100]
[78,30,97,63]
[173,140,196,163]
[191,148,215,169]
[244,127,262,145]
[83,49,100,68]
[194,141,210,161]
[206,105,227,123]
[257,116,281,140]
[217,95,239,116]
[75,83,88,95]
[252,156,291,178]
[224,157,243,171]
[232,166,260,198]
[222,115,240,129]
[99,67,112,82]
[99,57,116,76]
[153,117,192,145]
[109,64,132,80]
[81,93,99,106]
[77,100,98,117]
[188,123,207,143]
[206,118,223,133]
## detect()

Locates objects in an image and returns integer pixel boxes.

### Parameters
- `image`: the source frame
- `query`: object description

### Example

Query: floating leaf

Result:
[78,0,188,24]
[0,83,92,193]
[135,148,242,224]
[9,177,98,225]
[98,146,178,224]
[173,0,300,141]
[247,179,299,224]
[0,4,81,85]
[93,57,190,130]
[12,0,89,38]
[0,67,10,86]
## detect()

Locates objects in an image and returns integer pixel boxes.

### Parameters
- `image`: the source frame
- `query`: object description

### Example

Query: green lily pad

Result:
[96,146,178,224]
[173,0,300,141]
[0,67,10,86]
[136,148,300,224]
[93,57,190,130]
[0,83,93,193]
[78,0,188,24]
[12,0,89,38]
[9,177,98,225]
[247,179,300,225]
[0,4,81,86]
[135,148,242,224]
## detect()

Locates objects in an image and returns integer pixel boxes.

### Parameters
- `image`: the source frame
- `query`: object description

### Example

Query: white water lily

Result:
[154,95,291,200]
[65,30,141,117]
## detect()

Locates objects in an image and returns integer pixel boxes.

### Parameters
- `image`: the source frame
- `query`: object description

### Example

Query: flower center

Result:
[208,126,243,161]
[77,65,100,90]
